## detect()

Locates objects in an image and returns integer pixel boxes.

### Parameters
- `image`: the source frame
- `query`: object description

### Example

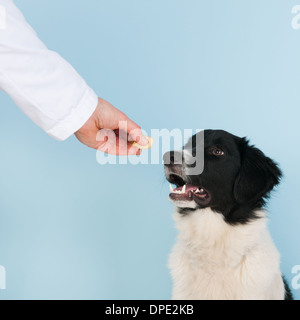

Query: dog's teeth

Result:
[169,184,174,192]
[195,189,200,193]
[182,185,186,193]
[200,188,204,192]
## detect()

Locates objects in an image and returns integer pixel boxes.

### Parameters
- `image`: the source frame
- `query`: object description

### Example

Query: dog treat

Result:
[131,136,153,150]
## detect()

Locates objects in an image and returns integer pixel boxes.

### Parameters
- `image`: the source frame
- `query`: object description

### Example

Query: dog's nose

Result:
[163,151,183,165]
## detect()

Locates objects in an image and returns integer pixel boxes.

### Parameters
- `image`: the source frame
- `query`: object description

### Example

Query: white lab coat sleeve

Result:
[0,0,98,140]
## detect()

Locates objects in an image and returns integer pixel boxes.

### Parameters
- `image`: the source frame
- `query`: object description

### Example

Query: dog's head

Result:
[164,130,282,224]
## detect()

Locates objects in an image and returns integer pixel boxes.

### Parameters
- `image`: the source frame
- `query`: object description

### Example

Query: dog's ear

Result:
[233,138,282,204]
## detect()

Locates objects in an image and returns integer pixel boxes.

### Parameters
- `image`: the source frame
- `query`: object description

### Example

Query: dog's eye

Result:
[211,147,225,156]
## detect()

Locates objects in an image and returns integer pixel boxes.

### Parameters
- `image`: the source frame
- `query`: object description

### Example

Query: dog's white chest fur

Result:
[169,208,285,300]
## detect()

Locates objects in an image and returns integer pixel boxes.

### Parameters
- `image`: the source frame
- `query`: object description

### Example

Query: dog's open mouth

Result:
[167,174,211,205]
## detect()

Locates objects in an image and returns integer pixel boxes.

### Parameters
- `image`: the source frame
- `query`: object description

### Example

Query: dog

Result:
[163,129,292,300]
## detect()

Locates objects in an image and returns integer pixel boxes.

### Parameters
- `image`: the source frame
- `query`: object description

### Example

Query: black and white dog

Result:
[164,130,292,300]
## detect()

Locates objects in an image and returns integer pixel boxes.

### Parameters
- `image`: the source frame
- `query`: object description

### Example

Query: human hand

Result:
[74,98,149,155]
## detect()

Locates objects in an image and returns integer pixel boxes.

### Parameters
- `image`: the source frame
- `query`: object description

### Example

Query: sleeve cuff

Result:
[46,88,98,141]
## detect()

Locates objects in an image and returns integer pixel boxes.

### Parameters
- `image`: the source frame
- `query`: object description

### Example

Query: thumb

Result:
[125,118,149,146]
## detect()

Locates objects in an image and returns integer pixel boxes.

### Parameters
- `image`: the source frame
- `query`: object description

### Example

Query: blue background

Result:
[0,0,299,299]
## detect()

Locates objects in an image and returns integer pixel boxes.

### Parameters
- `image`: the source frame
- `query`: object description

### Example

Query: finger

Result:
[114,136,141,156]
[96,129,142,155]
[128,127,149,146]
[115,126,147,147]
[123,141,142,156]
[118,120,149,147]
[100,99,148,146]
